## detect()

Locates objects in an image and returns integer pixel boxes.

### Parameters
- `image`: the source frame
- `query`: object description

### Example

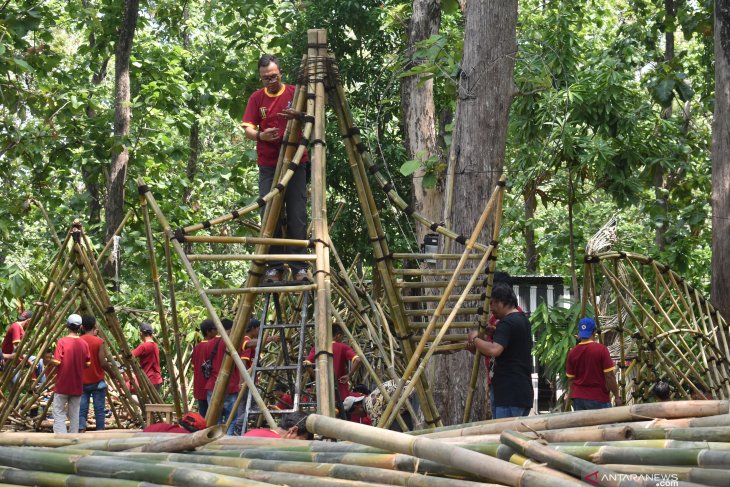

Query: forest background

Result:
[1,0,728,422]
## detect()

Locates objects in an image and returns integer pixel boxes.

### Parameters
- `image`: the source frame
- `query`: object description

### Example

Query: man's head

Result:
[332,324,345,342]
[246,318,261,338]
[653,381,671,401]
[343,394,366,415]
[67,314,83,333]
[280,412,313,440]
[222,318,234,335]
[273,383,288,398]
[489,283,519,319]
[577,317,596,340]
[140,322,154,336]
[19,310,33,322]
[200,319,216,338]
[258,54,282,93]
[179,412,207,432]
[81,315,97,335]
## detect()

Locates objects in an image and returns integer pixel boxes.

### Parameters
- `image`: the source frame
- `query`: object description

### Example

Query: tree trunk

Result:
[655,0,676,251]
[401,0,443,245]
[430,0,519,425]
[524,184,538,274]
[711,0,730,321]
[103,0,139,284]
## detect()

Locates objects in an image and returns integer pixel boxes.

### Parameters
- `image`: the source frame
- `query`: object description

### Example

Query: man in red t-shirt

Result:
[144,412,207,434]
[242,53,309,283]
[244,411,312,439]
[205,319,243,433]
[343,393,372,425]
[566,317,622,410]
[304,324,361,407]
[79,316,112,432]
[2,310,32,361]
[193,319,217,417]
[132,323,163,391]
[50,314,90,433]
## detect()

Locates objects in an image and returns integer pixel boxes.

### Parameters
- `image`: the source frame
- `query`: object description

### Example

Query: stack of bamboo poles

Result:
[582,251,730,404]
[0,401,728,486]
[0,220,163,430]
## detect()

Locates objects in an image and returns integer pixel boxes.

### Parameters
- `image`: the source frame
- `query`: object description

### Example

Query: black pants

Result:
[258,165,308,272]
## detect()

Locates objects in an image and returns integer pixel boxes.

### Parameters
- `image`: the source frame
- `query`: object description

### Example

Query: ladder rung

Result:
[263,323,314,330]
[205,284,317,295]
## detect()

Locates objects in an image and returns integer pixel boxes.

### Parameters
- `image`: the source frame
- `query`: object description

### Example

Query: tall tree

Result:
[104,0,139,283]
[432,0,519,425]
[712,0,730,320]
[401,0,443,245]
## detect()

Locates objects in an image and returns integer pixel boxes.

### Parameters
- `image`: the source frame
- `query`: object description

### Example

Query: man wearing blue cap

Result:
[566,317,622,410]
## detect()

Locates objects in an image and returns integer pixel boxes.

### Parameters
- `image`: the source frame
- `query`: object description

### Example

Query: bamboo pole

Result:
[163,233,188,412]
[134,425,224,453]
[0,465,158,487]
[140,193,183,417]
[306,414,581,486]
[95,209,134,266]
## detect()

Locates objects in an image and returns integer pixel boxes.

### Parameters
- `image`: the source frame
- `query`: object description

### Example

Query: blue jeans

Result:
[494,405,531,419]
[198,399,209,418]
[79,380,107,430]
[207,391,237,435]
[572,398,611,411]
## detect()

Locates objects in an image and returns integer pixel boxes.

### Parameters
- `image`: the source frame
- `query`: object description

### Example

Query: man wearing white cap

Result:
[49,314,91,433]
[566,316,622,410]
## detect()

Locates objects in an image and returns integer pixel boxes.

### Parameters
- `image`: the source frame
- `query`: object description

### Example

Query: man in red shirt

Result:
[566,317,622,410]
[244,411,312,439]
[2,310,32,361]
[192,319,217,417]
[304,324,361,407]
[205,319,242,434]
[50,314,91,433]
[132,323,163,391]
[144,412,207,434]
[242,53,309,283]
[343,393,372,425]
[79,316,112,432]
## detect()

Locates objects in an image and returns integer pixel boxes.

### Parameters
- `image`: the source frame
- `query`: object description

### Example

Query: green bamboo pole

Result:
[0,465,161,487]
[306,414,581,486]
[500,430,641,487]
[182,235,311,246]
[134,425,224,453]
[95,209,134,267]
[162,232,188,412]
[140,193,183,417]
[0,447,271,486]
[603,464,729,487]
[553,444,730,468]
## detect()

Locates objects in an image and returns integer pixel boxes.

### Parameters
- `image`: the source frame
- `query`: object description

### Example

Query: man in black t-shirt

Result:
[467,283,533,418]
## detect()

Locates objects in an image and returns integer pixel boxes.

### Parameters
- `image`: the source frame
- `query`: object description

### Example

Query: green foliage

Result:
[531,300,589,397]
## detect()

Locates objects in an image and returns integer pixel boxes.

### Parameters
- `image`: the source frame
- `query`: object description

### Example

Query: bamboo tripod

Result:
[0,220,161,430]
[582,251,730,403]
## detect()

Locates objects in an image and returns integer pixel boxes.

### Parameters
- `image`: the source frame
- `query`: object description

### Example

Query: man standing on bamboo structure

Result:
[467,283,533,419]
[132,323,163,392]
[49,314,91,433]
[566,317,622,410]
[1,310,32,362]
[241,53,309,283]
[78,316,113,432]
[192,319,216,417]
[304,324,361,410]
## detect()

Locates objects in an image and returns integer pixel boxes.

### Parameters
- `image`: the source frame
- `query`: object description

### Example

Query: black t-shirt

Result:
[491,311,534,408]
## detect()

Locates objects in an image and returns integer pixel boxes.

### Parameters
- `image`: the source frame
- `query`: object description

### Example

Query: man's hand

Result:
[265,335,281,344]
[615,397,624,407]
[279,108,303,120]
[485,324,496,337]
[338,374,349,384]
[259,127,279,141]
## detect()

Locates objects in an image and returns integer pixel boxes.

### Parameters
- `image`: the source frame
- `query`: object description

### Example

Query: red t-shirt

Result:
[306,341,357,401]
[350,412,372,425]
[132,340,163,385]
[81,334,105,385]
[53,335,91,395]
[244,428,282,438]
[2,321,25,355]
[143,423,188,433]
[241,335,254,368]
[566,340,615,403]
[242,84,308,167]
[204,336,241,395]
[191,339,210,401]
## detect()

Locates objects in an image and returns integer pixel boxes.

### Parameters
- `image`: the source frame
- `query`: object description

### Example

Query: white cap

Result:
[343,395,365,412]
[67,314,82,327]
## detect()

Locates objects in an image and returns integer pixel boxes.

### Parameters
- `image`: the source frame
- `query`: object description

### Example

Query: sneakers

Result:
[294,269,310,282]
[264,268,283,282]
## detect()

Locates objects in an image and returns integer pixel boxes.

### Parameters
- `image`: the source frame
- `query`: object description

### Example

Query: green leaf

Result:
[674,80,694,102]
[12,58,34,73]
[423,174,437,189]
[399,159,422,177]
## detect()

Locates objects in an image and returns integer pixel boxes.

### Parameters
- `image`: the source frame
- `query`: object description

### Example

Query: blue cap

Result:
[578,317,596,339]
